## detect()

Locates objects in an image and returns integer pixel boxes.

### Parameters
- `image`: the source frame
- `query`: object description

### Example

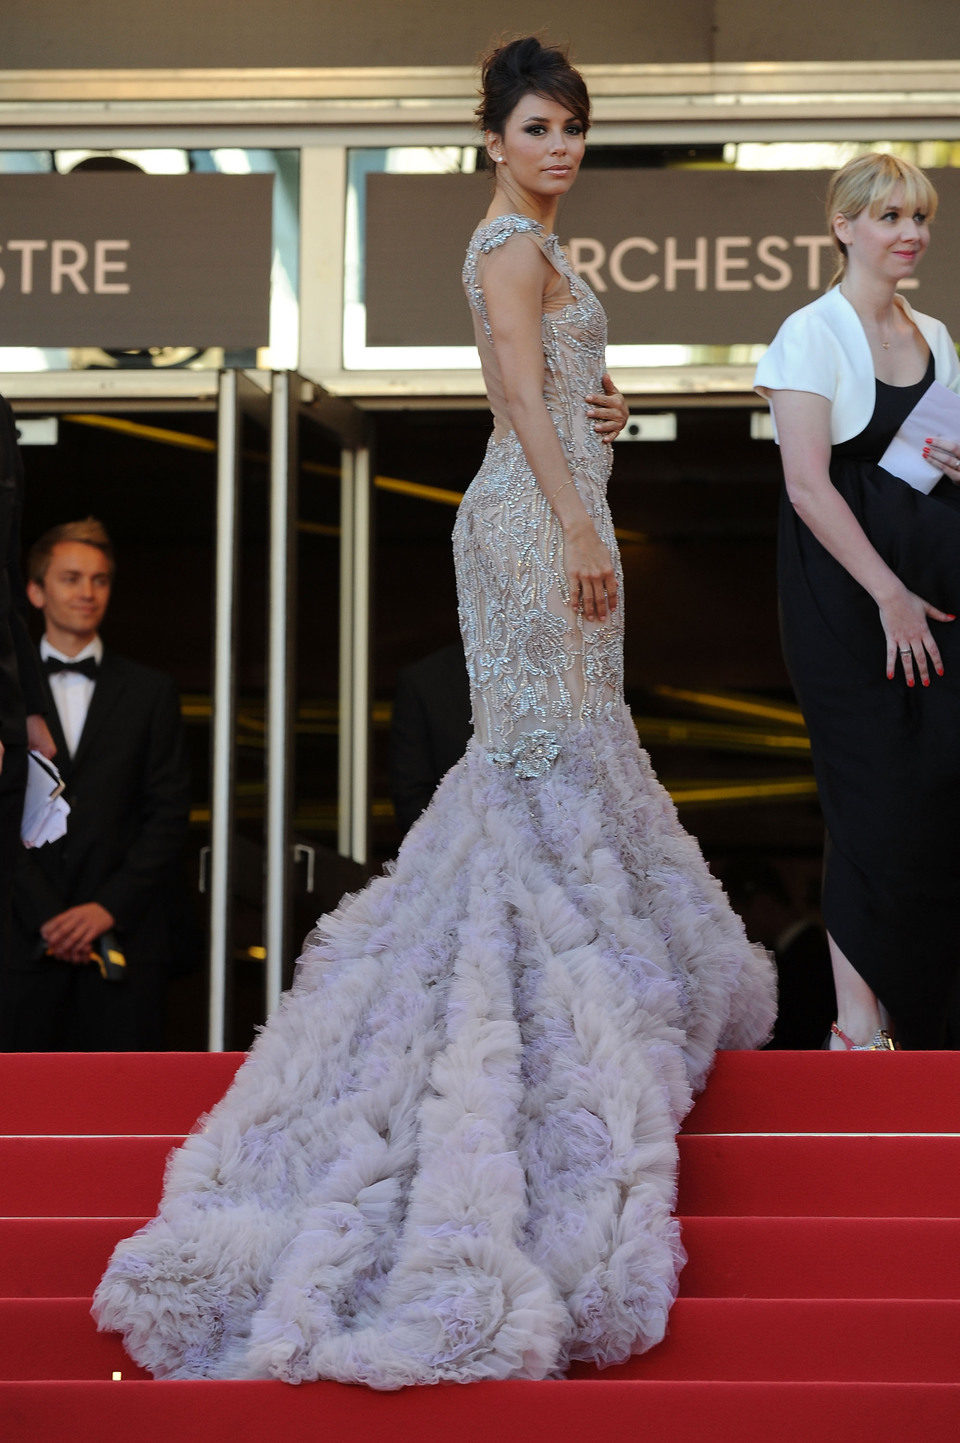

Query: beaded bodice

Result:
[452,215,624,775]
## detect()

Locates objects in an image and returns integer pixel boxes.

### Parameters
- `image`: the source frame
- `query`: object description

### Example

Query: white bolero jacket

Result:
[754,286,960,445]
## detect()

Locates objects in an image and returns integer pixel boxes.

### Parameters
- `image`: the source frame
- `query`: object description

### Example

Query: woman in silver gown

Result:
[93,37,775,1389]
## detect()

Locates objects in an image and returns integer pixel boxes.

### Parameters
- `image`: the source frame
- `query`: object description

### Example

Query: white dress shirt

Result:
[40,635,103,757]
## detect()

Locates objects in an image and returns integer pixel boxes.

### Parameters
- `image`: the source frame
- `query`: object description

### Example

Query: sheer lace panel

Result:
[455,215,623,773]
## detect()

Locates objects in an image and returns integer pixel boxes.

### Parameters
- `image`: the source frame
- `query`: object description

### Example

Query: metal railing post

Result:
[207,368,241,1051]
[264,371,298,1017]
[337,438,372,864]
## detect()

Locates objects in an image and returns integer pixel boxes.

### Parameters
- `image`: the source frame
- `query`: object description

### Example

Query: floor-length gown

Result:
[778,353,960,1049]
[92,213,775,1388]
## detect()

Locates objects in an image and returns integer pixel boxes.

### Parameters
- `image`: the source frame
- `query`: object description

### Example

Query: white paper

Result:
[879,380,960,494]
[20,750,70,848]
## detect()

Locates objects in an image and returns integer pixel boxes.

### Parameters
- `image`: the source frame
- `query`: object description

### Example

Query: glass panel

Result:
[344,145,480,371]
[0,148,300,374]
[344,139,960,372]
[293,416,344,856]
[226,400,372,1046]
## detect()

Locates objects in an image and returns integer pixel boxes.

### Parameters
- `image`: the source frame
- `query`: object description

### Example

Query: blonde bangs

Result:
[828,153,939,230]
[866,160,938,222]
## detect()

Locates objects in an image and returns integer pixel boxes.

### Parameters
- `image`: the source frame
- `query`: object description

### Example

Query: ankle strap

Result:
[831,1023,896,1051]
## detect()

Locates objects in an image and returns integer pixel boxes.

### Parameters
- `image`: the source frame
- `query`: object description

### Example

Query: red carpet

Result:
[2,1050,959,1440]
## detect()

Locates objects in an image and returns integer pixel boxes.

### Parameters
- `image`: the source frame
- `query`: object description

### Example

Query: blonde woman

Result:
[756,153,960,1050]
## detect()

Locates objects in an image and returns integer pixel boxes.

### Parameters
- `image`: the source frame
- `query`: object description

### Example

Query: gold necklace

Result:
[873,313,894,350]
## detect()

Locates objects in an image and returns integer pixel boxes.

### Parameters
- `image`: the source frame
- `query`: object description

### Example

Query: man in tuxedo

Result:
[0,517,191,1050]
[390,641,471,835]
[0,396,55,963]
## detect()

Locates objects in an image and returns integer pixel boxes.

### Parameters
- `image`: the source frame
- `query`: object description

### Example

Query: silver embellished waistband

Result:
[487,729,561,780]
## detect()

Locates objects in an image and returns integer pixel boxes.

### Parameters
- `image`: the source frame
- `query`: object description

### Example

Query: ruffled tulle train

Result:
[92,707,774,1388]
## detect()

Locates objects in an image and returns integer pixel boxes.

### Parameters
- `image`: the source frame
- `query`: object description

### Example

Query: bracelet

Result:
[549,479,576,504]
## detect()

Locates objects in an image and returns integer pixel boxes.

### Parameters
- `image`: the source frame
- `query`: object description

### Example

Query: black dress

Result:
[778,352,960,1048]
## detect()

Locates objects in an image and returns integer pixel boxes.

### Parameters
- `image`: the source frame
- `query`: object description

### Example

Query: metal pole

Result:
[336,440,372,865]
[349,441,372,864]
[264,372,298,1018]
[337,447,355,860]
[207,369,240,1051]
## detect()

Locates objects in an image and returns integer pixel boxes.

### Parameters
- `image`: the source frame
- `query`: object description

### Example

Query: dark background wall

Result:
[4,1,960,70]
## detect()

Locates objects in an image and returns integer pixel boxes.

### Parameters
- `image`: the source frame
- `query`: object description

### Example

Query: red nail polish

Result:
[948,615,957,621]
[937,666,945,677]
[923,678,930,687]
[907,678,915,688]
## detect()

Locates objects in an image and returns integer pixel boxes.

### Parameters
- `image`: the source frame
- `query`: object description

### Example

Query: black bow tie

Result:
[44,656,99,680]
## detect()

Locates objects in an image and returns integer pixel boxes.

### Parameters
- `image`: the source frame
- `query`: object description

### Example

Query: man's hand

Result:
[41,903,115,963]
[26,714,56,759]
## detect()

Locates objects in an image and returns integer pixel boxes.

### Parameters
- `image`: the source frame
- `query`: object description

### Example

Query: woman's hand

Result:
[923,434,960,484]
[562,517,618,622]
[878,585,955,686]
[586,372,628,444]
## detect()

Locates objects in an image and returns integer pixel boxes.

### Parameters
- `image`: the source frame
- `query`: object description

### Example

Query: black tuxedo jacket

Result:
[0,397,46,746]
[390,642,472,835]
[7,649,191,975]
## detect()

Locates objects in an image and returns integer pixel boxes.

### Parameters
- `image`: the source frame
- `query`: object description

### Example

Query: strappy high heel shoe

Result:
[828,1022,897,1051]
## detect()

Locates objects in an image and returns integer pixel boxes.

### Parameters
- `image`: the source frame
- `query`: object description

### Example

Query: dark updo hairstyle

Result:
[476,36,590,137]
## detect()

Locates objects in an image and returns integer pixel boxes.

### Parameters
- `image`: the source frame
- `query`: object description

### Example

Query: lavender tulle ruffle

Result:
[92,707,774,1388]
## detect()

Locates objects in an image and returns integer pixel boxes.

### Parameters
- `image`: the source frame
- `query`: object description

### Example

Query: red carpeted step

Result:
[0,1053,244,1136]
[5,1296,960,1384]
[4,1050,958,1137]
[679,1216,960,1298]
[0,1299,150,1381]
[677,1134,960,1217]
[0,1137,178,1216]
[5,1051,960,1439]
[0,1219,147,1297]
[568,1298,960,1382]
[4,1213,958,1304]
[5,1130,960,1220]
[685,1050,960,1135]
[3,1379,960,1443]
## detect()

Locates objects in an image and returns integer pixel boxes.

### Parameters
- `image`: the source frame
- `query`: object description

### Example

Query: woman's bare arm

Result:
[482,236,617,621]
[772,388,953,684]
